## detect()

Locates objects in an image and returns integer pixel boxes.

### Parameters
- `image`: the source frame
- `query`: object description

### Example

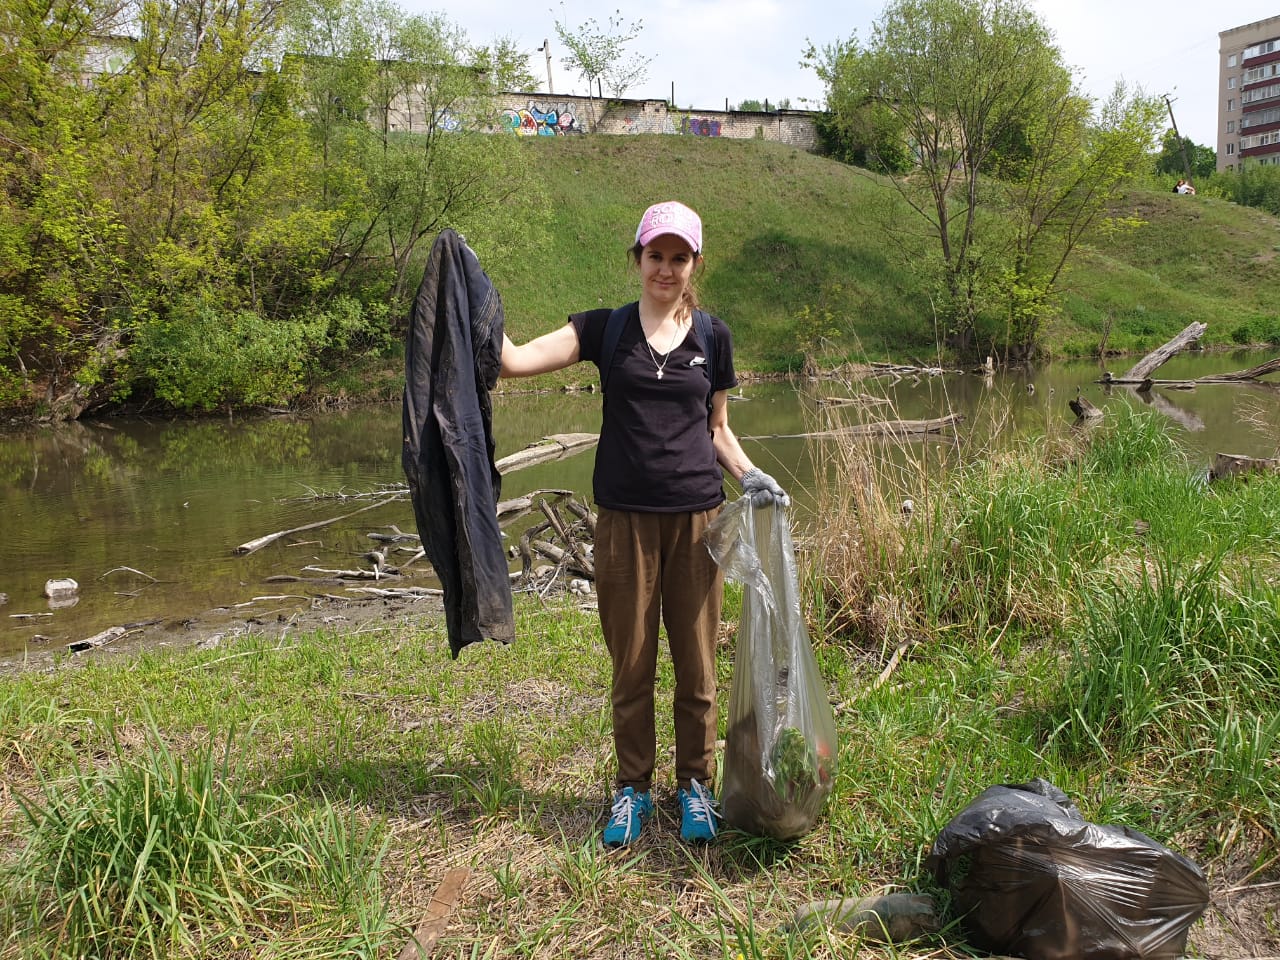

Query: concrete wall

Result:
[414,92,819,152]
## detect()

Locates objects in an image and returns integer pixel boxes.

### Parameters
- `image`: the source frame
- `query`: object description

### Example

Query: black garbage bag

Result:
[926,779,1209,960]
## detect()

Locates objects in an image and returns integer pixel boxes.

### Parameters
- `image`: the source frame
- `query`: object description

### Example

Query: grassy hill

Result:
[481,135,1280,372]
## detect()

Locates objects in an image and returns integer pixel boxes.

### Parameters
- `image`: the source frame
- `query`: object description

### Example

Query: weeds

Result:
[2,720,395,959]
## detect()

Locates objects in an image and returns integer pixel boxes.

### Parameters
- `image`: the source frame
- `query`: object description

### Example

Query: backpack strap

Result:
[599,303,718,417]
[691,308,717,415]
[599,304,631,395]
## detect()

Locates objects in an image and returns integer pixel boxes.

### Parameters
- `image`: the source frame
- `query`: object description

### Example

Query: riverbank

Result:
[3,407,1278,958]
[1,592,1276,958]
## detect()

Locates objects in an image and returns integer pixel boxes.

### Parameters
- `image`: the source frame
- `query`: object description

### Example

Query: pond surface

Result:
[2,351,1278,662]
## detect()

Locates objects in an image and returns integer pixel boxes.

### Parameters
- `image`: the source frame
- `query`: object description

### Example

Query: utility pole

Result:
[536,39,553,94]
[1164,94,1194,181]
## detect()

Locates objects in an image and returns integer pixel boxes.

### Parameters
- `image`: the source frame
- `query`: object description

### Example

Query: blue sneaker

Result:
[678,778,720,842]
[602,786,653,847]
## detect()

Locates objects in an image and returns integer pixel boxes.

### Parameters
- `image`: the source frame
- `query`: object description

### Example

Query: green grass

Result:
[2,411,1279,958]
[475,136,1280,380]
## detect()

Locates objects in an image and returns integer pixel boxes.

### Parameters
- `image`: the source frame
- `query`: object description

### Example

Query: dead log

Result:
[496,489,575,526]
[1070,395,1104,421]
[67,625,127,652]
[743,413,963,441]
[1119,322,1207,381]
[495,433,598,474]
[1209,453,1280,482]
[1198,357,1280,382]
[235,496,399,555]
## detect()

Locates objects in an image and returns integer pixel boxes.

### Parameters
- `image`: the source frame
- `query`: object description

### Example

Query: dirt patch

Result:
[0,592,447,676]
[1189,826,1280,959]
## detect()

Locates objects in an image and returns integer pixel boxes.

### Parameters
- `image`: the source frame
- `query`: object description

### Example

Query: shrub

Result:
[130,298,328,411]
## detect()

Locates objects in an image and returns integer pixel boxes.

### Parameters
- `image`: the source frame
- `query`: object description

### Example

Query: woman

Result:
[500,200,788,847]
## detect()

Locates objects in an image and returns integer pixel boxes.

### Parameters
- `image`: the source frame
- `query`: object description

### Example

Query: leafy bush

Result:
[129,299,329,411]
[1209,164,1280,216]
[1230,314,1280,346]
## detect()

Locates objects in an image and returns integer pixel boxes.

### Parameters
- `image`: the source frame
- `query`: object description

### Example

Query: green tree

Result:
[0,0,134,410]
[995,82,1164,357]
[808,0,1158,358]
[552,5,650,128]
[735,99,792,111]
[1154,129,1216,181]
[289,0,544,307]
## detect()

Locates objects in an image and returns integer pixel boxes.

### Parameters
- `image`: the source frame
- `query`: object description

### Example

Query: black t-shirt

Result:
[570,303,738,512]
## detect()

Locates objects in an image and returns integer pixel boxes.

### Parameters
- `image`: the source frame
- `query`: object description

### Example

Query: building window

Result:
[1228,54,1238,67]
[1227,120,1235,133]
[1243,39,1279,60]
[1228,76,1237,89]
[1228,99,1235,111]
[1227,142,1235,154]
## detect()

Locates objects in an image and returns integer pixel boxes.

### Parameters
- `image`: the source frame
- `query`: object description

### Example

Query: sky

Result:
[398,0,1280,148]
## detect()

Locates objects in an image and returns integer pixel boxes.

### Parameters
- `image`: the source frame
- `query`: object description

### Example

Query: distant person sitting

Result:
[1175,179,1196,195]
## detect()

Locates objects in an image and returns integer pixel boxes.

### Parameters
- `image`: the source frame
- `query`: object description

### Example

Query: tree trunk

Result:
[1118,322,1207,381]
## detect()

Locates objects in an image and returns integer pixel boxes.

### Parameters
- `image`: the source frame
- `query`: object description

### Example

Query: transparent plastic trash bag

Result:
[705,497,838,840]
[927,779,1210,960]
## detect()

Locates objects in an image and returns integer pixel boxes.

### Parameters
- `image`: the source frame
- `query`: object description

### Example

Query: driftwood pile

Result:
[232,435,604,604]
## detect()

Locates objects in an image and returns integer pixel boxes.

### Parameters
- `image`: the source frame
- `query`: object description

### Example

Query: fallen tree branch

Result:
[1119,322,1207,381]
[347,586,443,598]
[495,433,598,474]
[301,565,400,580]
[743,413,963,440]
[99,566,159,582]
[235,496,399,555]
[497,489,575,526]
[396,867,472,960]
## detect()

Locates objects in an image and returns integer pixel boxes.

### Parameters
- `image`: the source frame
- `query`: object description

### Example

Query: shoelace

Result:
[609,792,640,840]
[684,778,719,825]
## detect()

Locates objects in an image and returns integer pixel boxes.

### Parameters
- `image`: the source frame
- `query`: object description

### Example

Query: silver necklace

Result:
[645,319,685,380]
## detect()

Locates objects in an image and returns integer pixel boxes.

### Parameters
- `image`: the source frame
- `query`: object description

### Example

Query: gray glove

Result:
[741,467,790,508]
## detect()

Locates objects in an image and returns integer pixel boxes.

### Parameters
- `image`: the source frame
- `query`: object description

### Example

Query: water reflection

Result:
[2,352,1277,660]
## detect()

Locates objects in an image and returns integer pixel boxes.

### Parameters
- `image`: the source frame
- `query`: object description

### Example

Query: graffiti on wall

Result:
[620,113,678,135]
[501,102,581,136]
[436,108,462,133]
[681,116,722,137]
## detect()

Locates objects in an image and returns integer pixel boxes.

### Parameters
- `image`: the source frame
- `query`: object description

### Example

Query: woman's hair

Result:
[629,241,705,316]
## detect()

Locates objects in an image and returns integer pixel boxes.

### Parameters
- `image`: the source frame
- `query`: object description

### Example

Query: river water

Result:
[2,352,1277,662]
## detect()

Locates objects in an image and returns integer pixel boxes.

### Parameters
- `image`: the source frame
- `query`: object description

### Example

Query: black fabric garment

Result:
[402,229,514,658]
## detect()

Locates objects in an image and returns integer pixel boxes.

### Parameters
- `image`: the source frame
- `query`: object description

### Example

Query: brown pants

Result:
[595,506,723,792]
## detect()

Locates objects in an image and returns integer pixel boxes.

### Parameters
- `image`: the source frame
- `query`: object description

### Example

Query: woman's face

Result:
[639,234,699,306]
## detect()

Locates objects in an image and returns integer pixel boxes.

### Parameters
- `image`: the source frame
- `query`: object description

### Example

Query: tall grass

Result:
[3,719,396,959]
[805,393,1280,843]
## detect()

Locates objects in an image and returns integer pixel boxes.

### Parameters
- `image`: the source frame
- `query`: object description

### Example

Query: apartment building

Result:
[1218,14,1280,172]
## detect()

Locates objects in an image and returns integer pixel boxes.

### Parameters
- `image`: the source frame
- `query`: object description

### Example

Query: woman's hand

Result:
[741,468,789,508]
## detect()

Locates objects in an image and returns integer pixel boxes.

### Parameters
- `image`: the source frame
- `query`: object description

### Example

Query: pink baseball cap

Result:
[635,200,703,254]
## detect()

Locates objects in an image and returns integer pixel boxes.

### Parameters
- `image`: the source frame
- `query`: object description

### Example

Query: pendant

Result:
[656,370,664,380]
